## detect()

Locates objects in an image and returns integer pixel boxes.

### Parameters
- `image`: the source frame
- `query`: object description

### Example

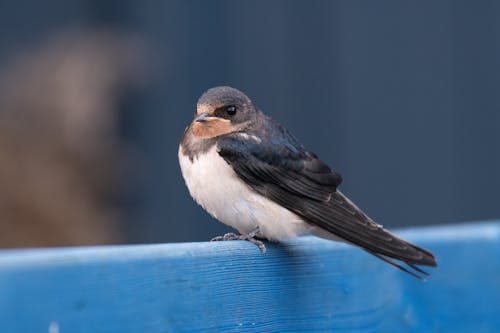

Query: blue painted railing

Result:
[0,221,499,332]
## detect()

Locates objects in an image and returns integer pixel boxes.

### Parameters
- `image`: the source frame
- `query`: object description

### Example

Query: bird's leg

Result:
[211,226,267,254]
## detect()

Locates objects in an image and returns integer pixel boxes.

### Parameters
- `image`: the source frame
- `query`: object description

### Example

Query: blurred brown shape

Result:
[0,30,146,247]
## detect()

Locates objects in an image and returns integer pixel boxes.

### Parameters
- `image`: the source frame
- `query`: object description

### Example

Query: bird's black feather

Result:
[217,117,437,275]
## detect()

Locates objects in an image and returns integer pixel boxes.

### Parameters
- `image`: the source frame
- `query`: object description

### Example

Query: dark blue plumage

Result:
[218,117,436,271]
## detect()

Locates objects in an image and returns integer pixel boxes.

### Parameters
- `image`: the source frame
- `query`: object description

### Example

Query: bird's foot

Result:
[210,233,240,241]
[211,227,267,254]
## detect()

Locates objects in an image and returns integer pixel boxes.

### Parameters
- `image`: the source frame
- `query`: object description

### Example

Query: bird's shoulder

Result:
[217,115,342,200]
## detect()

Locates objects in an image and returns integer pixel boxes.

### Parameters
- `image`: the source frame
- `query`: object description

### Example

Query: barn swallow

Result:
[179,86,437,279]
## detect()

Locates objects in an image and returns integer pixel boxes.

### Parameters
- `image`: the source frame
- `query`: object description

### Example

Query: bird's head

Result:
[190,86,257,139]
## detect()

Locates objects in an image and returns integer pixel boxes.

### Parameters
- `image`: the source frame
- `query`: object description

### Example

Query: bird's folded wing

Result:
[217,136,436,269]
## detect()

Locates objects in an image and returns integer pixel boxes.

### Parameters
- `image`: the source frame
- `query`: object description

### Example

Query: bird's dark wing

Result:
[217,123,436,278]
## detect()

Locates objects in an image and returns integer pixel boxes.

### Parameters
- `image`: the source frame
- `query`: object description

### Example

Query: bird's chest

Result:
[178,145,253,230]
[178,145,306,240]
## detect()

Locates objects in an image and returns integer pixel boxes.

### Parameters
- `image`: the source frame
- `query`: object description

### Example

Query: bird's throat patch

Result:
[192,118,235,139]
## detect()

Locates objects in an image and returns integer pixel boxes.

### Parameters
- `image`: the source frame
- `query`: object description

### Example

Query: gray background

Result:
[1,0,498,244]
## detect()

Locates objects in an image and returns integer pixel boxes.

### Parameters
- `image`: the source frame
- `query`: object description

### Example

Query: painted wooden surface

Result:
[0,221,498,333]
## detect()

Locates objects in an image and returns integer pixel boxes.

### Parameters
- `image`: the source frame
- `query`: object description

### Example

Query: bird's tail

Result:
[313,226,437,280]
[364,236,437,280]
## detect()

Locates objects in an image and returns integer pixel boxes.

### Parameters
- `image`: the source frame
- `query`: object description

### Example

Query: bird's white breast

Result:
[178,144,311,241]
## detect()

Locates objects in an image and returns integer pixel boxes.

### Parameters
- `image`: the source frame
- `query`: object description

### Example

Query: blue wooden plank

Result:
[0,221,498,333]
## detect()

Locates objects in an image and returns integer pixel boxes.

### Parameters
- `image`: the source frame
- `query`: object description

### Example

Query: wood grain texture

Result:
[0,221,498,333]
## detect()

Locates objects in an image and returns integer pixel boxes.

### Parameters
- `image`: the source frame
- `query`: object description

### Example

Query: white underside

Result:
[178,145,322,241]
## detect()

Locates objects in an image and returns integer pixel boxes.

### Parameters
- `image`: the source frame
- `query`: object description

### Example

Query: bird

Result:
[178,86,437,279]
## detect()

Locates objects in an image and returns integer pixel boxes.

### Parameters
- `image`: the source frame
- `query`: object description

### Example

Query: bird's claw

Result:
[210,227,267,254]
[246,237,267,254]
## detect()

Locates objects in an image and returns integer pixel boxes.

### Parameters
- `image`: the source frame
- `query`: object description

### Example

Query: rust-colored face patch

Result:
[191,117,235,139]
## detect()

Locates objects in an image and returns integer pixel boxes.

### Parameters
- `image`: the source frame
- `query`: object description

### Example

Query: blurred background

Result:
[0,1,498,248]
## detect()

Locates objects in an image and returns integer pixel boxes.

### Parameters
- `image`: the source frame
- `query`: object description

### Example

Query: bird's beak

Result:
[195,113,213,123]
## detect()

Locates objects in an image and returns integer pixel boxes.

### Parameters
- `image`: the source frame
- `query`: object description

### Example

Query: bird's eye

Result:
[226,105,237,116]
